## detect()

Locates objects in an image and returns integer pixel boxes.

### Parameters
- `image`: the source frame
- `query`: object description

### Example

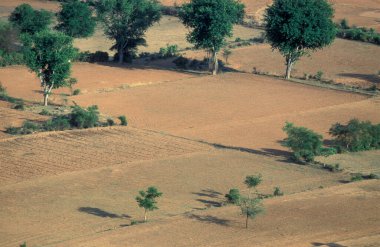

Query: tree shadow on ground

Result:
[192,189,223,208]
[186,213,231,226]
[199,140,294,164]
[311,242,347,247]
[338,73,380,84]
[78,207,130,219]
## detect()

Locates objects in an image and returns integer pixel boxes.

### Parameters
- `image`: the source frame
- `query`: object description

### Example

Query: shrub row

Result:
[75,50,109,63]
[0,50,24,67]
[5,105,128,135]
[336,19,380,45]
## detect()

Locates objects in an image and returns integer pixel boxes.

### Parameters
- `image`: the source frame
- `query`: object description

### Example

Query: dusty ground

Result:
[185,39,380,88]
[0,1,380,246]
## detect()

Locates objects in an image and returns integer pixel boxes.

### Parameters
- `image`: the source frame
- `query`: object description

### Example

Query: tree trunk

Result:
[118,47,124,64]
[285,56,293,80]
[245,212,249,229]
[144,210,147,222]
[43,93,49,106]
[213,51,218,75]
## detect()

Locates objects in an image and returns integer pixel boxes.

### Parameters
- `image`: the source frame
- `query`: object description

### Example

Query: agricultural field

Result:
[0,0,380,247]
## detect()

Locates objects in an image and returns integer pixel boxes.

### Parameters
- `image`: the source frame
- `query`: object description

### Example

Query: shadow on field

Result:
[338,73,380,84]
[201,141,293,163]
[186,213,231,226]
[192,189,223,208]
[78,207,130,219]
[311,242,347,247]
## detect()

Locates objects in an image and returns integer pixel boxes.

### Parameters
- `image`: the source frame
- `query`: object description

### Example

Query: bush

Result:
[225,188,241,204]
[336,19,380,45]
[329,119,380,152]
[273,187,284,196]
[75,51,91,62]
[73,89,81,95]
[69,105,99,129]
[314,71,324,81]
[0,50,24,67]
[323,163,342,172]
[158,44,179,58]
[13,102,25,110]
[173,56,189,69]
[40,109,51,116]
[107,118,115,126]
[282,122,328,162]
[7,121,43,135]
[351,173,364,182]
[43,116,70,131]
[89,51,109,63]
[118,115,128,126]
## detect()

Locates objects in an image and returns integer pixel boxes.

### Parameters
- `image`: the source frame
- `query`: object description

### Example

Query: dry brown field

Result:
[1,1,380,246]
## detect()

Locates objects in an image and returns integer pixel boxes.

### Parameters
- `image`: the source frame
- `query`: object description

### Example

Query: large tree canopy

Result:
[179,0,244,75]
[9,3,53,34]
[95,0,161,64]
[265,0,336,79]
[56,0,96,38]
[22,31,76,106]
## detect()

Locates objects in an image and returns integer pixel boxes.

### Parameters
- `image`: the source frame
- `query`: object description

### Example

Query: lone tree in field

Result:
[56,0,96,38]
[135,186,163,222]
[94,0,161,64]
[265,0,336,79]
[239,197,263,229]
[9,3,53,34]
[179,0,245,75]
[22,31,76,106]
[245,174,262,196]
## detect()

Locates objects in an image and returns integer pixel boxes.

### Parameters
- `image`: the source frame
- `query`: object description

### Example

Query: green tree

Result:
[22,30,76,106]
[135,186,163,222]
[265,0,336,79]
[56,0,96,38]
[9,4,53,34]
[0,21,19,53]
[94,0,161,64]
[244,174,262,196]
[239,197,263,229]
[179,0,244,75]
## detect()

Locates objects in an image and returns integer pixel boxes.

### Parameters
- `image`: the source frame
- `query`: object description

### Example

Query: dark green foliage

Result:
[265,0,336,79]
[315,71,324,81]
[95,0,161,64]
[179,0,244,75]
[136,186,163,222]
[22,30,76,106]
[43,116,71,131]
[158,44,179,58]
[0,21,20,53]
[329,119,380,152]
[225,188,241,204]
[118,115,128,126]
[173,56,189,69]
[0,50,24,67]
[107,118,115,126]
[56,0,96,38]
[20,121,40,134]
[73,89,81,95]
[244,174,262,189]
[13,102,25,110]
[283,122,332,162]
[9,4,53,34]
[161,5,181,16]
[351,173,364,182]
[90,51,109,63]
[20,242,27,247]
[336,20,380,45]
[69,105,99,129]
[273,187,284,196]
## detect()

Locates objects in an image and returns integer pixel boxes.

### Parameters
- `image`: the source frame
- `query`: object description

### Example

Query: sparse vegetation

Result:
[135,186,163,222]
[69,105,99,129]
[73,89,81,96]
[107,118,115,126]
[273,187,284,196]
[158,44,180,58]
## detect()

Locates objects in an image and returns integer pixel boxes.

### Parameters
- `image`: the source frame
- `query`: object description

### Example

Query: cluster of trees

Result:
[282,119,380,163]
[4,0,338,105]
